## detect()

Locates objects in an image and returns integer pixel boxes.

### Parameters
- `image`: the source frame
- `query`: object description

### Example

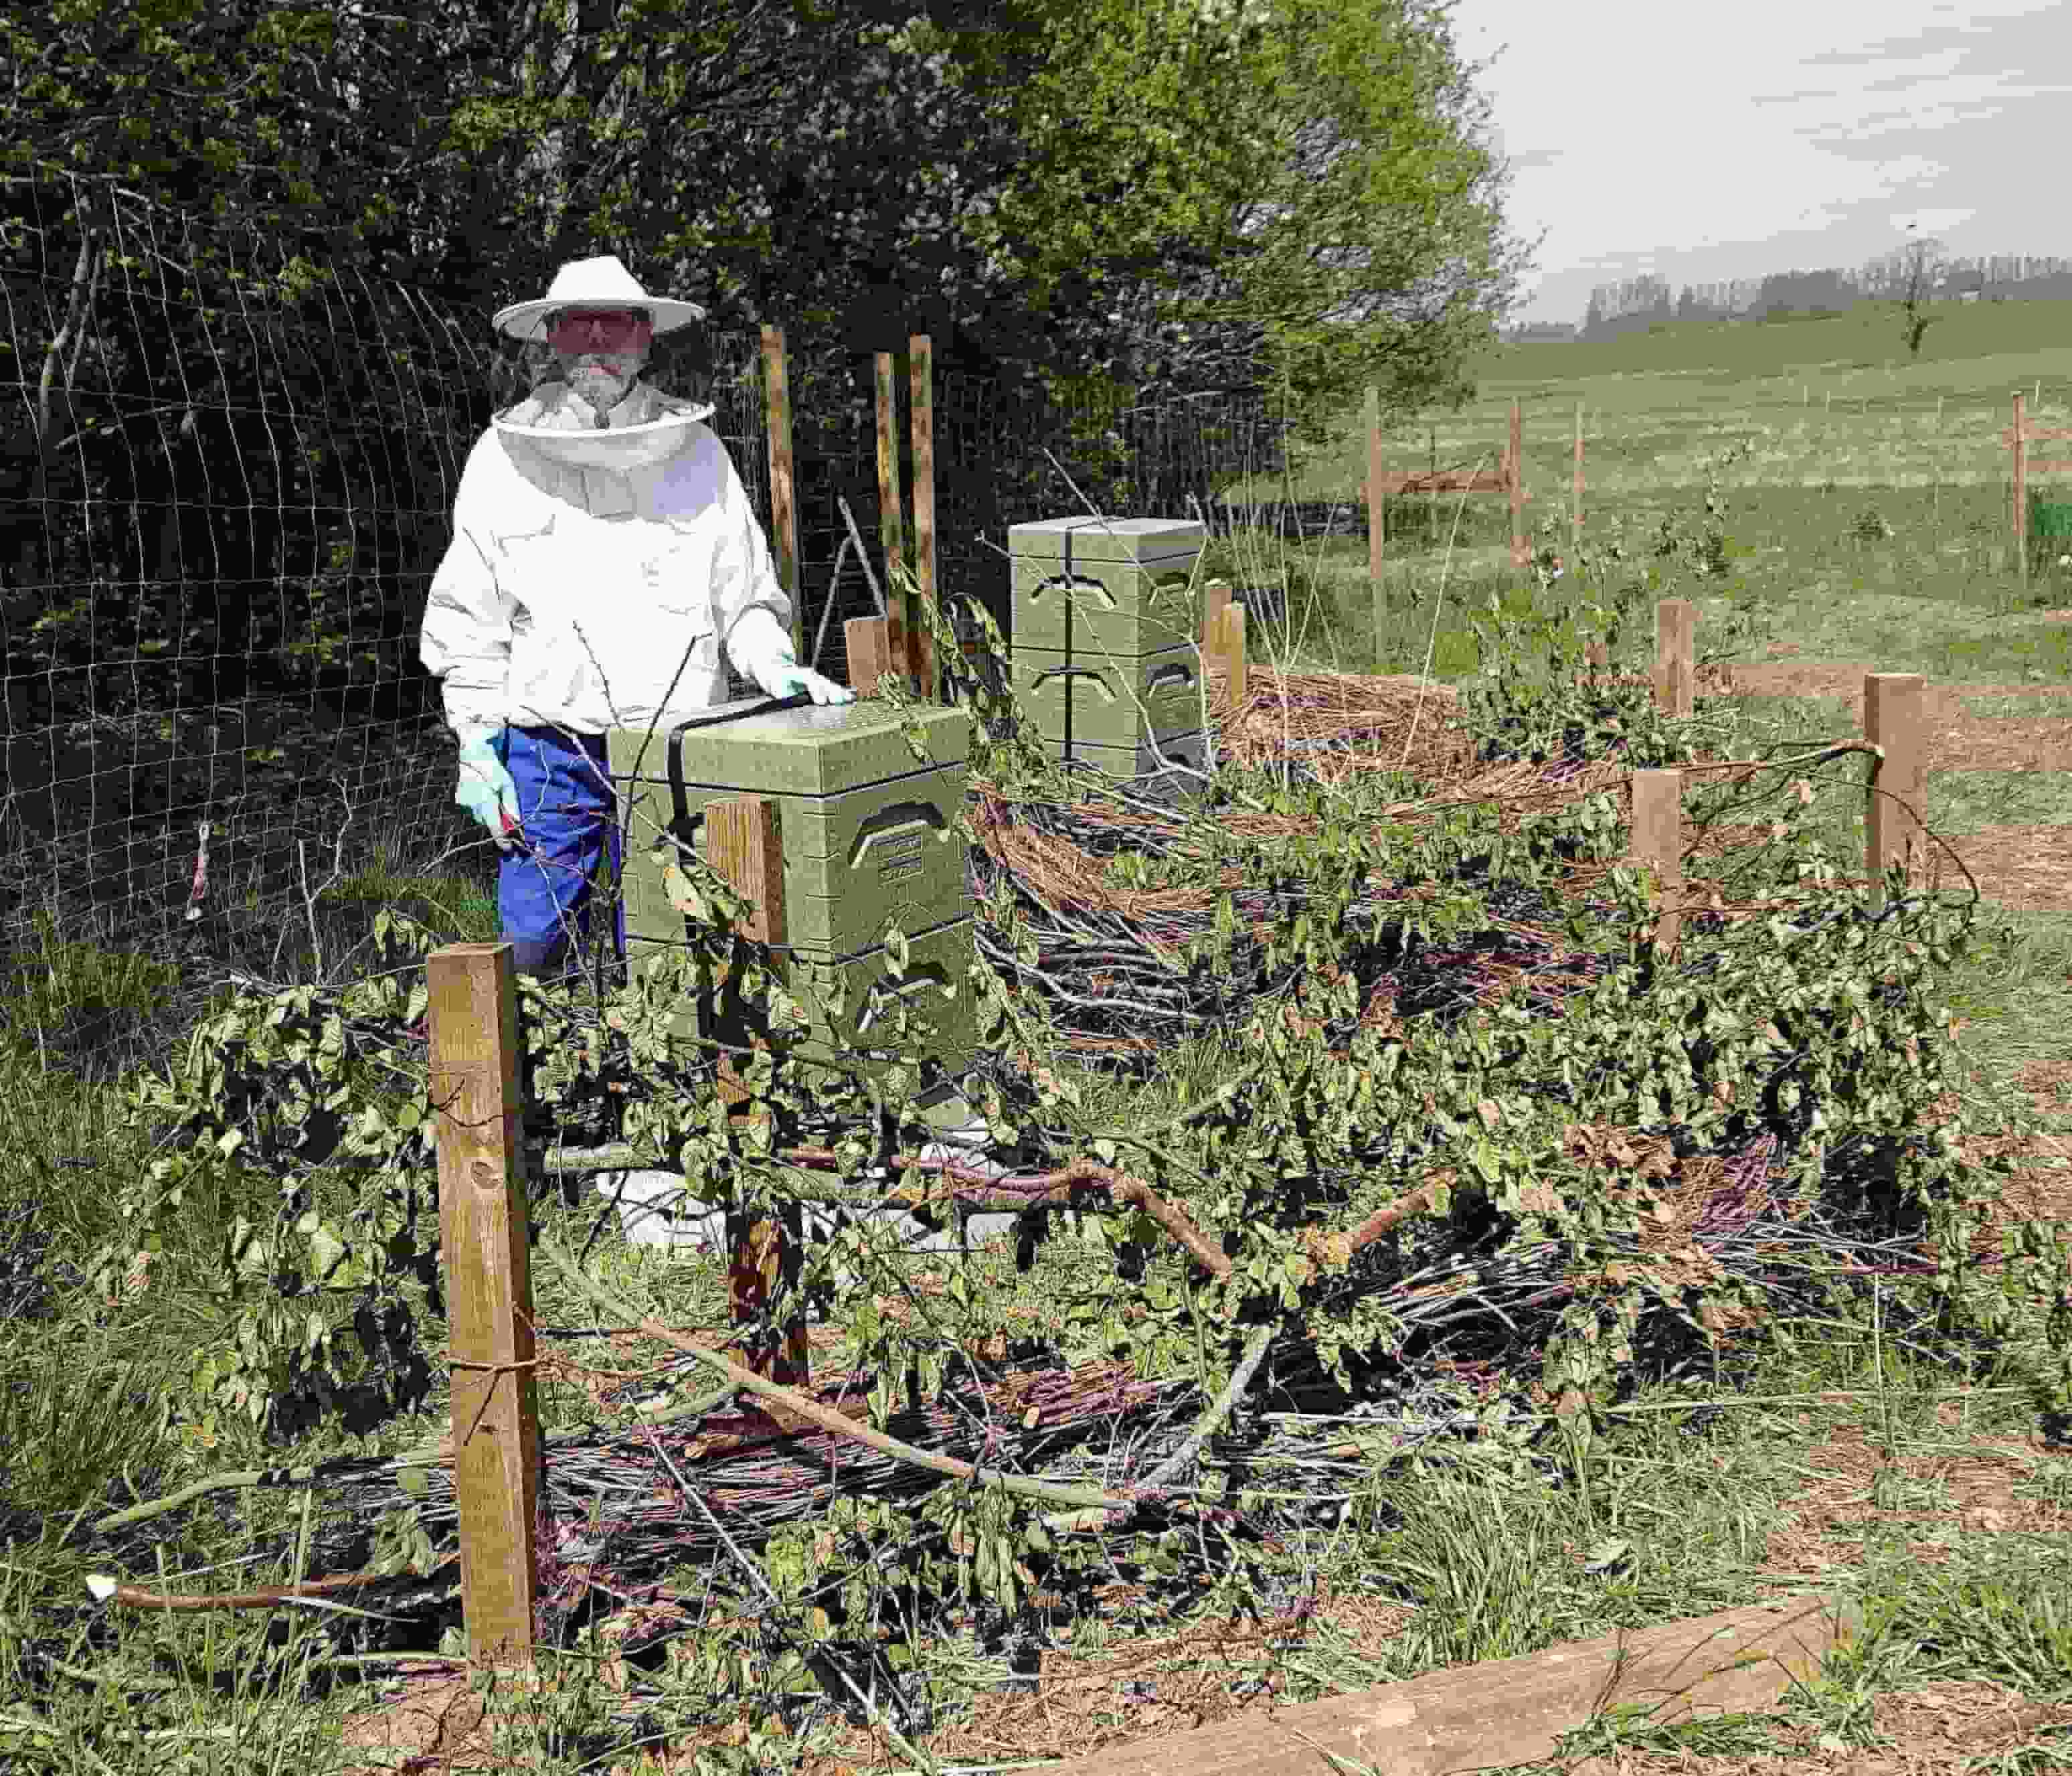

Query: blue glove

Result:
[455,732,521,850]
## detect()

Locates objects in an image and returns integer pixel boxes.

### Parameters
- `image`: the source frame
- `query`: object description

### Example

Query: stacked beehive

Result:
[608,698,975,1084]
[1007,517,1208,787]
[604,514,1213,1088]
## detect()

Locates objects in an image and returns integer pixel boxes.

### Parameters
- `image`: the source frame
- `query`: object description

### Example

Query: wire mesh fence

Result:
[5,177,475,965]
[1,171,1322,978]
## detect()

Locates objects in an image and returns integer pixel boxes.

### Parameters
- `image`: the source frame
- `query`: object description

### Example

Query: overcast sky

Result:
[1442,0,2072,327]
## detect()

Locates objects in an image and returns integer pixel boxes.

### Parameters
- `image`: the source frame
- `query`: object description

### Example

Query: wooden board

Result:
[1045,1593,1863,1776]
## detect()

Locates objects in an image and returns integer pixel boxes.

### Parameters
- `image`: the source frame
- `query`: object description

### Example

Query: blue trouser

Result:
[494,725,626,978]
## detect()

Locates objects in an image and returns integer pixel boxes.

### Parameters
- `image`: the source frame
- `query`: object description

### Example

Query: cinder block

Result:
[594,1096,1017,1276]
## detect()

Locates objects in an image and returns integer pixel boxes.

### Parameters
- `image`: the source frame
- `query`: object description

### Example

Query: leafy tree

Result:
[0,5,1042,376]
[1751,267,1854,321]
[912,0,1536,446]
[9,0,1533,439]
[6,0,1547,637]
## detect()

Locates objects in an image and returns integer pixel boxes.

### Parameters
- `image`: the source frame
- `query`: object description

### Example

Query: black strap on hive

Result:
[664,691,810,847]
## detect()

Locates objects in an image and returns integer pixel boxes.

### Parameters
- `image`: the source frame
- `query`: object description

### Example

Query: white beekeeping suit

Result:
[416,254,850,978]
[420,256,847,751]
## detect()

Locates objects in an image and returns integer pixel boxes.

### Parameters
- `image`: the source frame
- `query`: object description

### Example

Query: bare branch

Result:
[34,197,102,452]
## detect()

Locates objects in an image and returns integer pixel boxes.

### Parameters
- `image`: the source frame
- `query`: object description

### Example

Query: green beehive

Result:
[1011,641,1204,751]
[622,917,978,1086]
[608,698,977,1081]
[1061,728,1208,797]
[1009,517,1205,656]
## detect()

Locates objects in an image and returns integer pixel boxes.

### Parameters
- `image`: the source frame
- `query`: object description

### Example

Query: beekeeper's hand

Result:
[731,607,856,705]
[455,730,521,851]
[761,652,855,706]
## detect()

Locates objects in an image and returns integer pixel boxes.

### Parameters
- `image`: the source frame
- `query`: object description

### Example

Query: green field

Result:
[1187,299,2072,675]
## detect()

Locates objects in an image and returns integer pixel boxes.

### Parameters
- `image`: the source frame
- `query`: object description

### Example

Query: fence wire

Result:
[1,171,1324,980]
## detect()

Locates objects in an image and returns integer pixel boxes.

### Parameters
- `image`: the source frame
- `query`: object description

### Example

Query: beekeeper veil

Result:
[489,254,715,480]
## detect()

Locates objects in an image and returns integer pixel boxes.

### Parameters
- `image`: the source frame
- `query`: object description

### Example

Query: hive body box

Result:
[608,699,976,1081]
[1008,517,1206,786]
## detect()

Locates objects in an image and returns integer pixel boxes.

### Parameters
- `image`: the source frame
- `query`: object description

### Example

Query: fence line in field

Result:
[6,155,2004,984]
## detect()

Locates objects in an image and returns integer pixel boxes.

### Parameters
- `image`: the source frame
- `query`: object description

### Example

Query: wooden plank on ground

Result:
[1044,1593,1863,1776]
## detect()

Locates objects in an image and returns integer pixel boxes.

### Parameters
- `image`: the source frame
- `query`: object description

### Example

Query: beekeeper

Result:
[419,255,852,978]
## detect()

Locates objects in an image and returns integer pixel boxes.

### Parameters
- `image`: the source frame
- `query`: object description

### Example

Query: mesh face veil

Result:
[547,307,655,413]
[544,307,653,352]
[488,267,715,473]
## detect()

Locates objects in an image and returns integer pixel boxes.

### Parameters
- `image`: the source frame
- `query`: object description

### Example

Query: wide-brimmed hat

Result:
[492,254,706,343]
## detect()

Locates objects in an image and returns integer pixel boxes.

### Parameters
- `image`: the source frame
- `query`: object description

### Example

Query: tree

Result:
[7,0,1535,442]
[1243,0,1536,442]
[870,0,1286,395]
[1884,225,1946,359]
[0,5,1037,359]
[1751,267,1853,321]
[5,0,1549,562]
[938,0,1539,447]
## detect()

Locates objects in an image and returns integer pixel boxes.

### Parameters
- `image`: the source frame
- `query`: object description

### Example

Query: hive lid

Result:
[611,698,970,797]
[1008,516,1203,562]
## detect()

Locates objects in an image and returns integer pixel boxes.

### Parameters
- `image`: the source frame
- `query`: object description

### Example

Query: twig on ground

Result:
[654,1425,945,1776]
[1049,1318,1282,1536]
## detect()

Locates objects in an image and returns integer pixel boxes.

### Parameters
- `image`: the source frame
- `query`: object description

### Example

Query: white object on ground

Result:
[591,1104,1019,1266]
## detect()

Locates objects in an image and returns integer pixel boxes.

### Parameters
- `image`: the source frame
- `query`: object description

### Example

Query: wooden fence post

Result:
[845,615,893,698]
[1210,601,1247,708]
[2002,392,2072,592]
[1571,400,1584,556]
[1205,579,1232,634]
[705,795,785,1109]
[874,351,912,696]
[1366,385,1385,651]
[909,332,938,700]
[1630,771,1682,958]
[703,796,809,1395]
[2014,390,2028,591]
[1654,598,1697,718]
[760,326,802,665]
[428,942,540,1674]
[1428,424,1438,542]
[1508,399,1527,569]
[1863,673,1926,913]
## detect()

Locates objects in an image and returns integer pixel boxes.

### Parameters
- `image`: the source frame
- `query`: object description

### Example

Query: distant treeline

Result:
[1503,254,2072,343]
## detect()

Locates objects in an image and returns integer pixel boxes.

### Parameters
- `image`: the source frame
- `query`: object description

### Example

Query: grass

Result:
[3,298,2071,1772]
